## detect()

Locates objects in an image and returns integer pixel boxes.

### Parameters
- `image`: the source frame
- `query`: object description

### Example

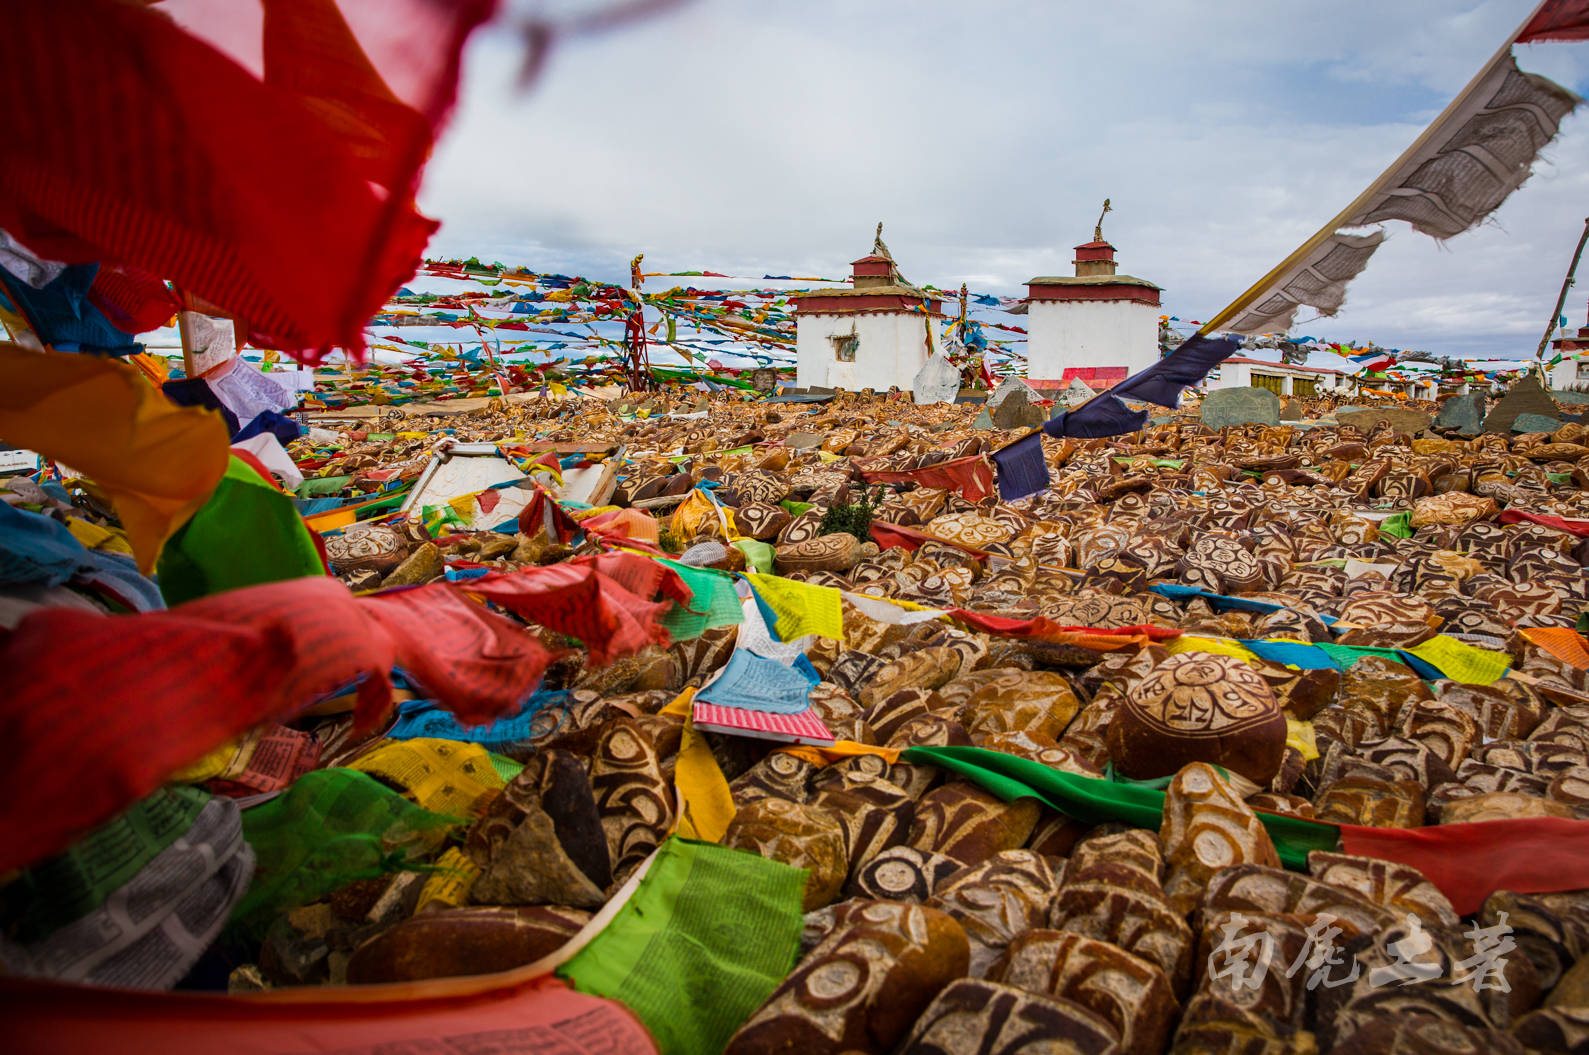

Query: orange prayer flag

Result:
[0,343,230,572]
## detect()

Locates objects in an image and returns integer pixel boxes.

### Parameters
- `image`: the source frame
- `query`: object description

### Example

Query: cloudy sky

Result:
[418,1,1589,358]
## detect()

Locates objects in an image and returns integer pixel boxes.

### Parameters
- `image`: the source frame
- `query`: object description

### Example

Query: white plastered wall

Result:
[795,311,938,391]
[1024,298,1159,380]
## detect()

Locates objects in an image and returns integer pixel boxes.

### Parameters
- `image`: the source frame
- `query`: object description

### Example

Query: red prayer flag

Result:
[1339,817,1589,915]
[869,520,990,559]
[0,0,494,361]
[0,576,553,874]
[4,973,657,1055]
[1517,0,1589,42]
[87,265,181,335]
[858,454,996,503]
[461,558,676,665]
[1498,508,1589,537]
[949,608,1181,650]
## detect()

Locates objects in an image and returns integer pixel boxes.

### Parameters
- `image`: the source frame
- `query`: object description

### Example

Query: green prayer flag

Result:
[158,456,327,606]
[657,559,744,641]
[902,746,1341,869]
[0,788,209,943]
[1379,511,1413,538]
[1315,642,1410,669]
[487,752,526,783]
[559,837,805,1055]
[295,474,353,498]
[732,538,775,575]
[234,769,461,930]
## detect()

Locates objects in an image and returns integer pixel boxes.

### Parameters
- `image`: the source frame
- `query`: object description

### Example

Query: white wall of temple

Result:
[1551,357,1589,391]
[795,311,938,391]
[1206,360,1346,394]
[1212,361,1254,390]
[1024,298,1159,380]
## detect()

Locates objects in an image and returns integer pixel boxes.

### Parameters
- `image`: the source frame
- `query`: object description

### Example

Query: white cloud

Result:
[418,0,1589,357]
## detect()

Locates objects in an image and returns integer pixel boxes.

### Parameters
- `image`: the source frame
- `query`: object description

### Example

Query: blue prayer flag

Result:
[1111,334,1240,407]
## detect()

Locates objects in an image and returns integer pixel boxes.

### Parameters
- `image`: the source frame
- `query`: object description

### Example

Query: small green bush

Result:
[819,485,886,541]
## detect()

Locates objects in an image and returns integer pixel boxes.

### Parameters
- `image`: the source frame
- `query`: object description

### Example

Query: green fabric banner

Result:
[1379,511,1413,538]
[731,538,775,575]
[657,559,744,641]
[902,746,1341,870]
[159,456,327,606]
[234,769,460,930]
[0,787,209,943]
[559,837,805,1055]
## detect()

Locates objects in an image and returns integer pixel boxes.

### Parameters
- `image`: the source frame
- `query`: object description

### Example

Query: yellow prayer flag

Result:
[415,847,482,913]
[670,489,736,539]
[660,687,697,717]
[746,573,843,641]
[349,739,505,818]
[1164,635,1261,665]
[65,516,133,555]
[1407,635,1511,685]
[1285,719,1319,762]
[776,740,902,768]
[672,719,736,843]
[0,343,229,573]
[166,731,256,784]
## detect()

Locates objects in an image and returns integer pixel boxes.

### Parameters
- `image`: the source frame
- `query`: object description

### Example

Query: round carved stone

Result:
[1106,651,1287,784]
[324,524,411,575]
[775,532,863,575]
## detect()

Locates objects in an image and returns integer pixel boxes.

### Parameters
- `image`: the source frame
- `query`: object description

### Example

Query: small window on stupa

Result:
[833,334,858,362]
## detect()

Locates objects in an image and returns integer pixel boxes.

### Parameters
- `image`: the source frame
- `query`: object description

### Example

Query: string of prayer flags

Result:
[905,745,1589,914]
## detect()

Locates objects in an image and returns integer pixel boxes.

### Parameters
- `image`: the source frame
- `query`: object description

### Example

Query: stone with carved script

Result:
[588,717,675,885]
[907,781,1041,870]
[1107,651,1288,785]
[1050,875,1195,998]
[1158,763,1281,915]
[1305,851,1458,928]
[989,929,1179,1055]
[897,978,1121,1055]
[725,900,971,1055]
[926,850,1060,978]
[845,845,965,904]
[723,797,849,911]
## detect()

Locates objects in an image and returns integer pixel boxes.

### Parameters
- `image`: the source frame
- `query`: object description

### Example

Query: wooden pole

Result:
[176,309,198,378]
[1535,217,1589,361]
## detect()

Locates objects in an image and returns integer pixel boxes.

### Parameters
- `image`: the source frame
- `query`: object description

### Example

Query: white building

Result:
[793,234,942,391]
[1024,236,1161,391]
[1208,356,1347,397]
[1549,322,1589,391]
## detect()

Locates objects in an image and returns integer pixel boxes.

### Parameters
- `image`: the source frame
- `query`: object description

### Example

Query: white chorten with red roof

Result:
[793,224,944,392]
[1024,202,1163,392]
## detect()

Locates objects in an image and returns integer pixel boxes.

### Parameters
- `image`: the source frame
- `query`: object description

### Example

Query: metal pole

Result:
[1535,217,1589,361]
